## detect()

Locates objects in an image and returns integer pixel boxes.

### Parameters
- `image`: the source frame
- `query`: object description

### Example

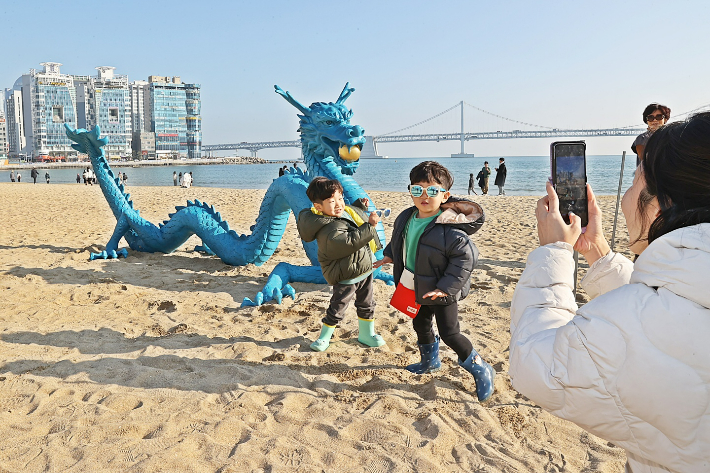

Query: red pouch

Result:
[389,269,420,318]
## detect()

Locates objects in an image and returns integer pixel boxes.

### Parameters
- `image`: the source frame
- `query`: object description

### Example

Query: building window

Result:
[52,106,64,123]
[109,107,119,124]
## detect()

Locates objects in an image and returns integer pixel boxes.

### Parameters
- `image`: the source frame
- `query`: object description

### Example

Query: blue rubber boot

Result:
[357,318,386,347]
[310,324,336,352]
[459,348,495,402]
[406,336,442,374]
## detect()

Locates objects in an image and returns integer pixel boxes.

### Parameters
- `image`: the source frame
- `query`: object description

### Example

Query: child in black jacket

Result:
[375,161,495,402]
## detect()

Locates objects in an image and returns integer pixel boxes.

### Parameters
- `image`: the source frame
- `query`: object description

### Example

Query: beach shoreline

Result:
[0,183,630,472]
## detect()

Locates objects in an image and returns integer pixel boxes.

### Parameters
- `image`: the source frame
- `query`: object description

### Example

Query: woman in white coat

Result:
[509,112,710,472]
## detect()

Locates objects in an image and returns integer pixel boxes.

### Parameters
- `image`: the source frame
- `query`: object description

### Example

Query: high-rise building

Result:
[5,81,28,159]
[26,62,79,159]
[75,67,132,159]
[0,112,7,160]
[142,76,201,159]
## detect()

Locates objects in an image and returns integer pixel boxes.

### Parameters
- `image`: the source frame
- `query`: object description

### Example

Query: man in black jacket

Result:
[494,158,507,195]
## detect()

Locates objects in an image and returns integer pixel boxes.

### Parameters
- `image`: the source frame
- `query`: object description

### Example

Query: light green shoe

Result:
[357,318,386,347]
[310,324,336,352]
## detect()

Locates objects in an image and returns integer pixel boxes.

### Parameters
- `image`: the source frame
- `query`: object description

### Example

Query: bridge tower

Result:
[451,101,474,158]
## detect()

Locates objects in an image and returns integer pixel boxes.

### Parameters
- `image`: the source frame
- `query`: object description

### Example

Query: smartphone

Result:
[550,141,588,227]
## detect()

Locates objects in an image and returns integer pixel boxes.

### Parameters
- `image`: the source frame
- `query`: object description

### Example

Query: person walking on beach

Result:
[374,161,495,402]
[31,167,39,184]
[632,103,670,166]
[468,173,476,195]
[10,170,15,182]
[494,158,507,195]
[476,162,491,195]
[16,172,21,182]
[509,112,710,472]
[173,171,178,186]
[45,172,50,184]
[178,172,183,186]
[76,173,81,184]
[297,177,385,352]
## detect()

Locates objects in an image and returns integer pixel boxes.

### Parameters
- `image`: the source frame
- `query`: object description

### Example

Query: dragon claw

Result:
[89,248,128,261]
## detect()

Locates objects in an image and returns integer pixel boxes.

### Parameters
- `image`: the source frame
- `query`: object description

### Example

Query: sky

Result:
[2,0,709,160]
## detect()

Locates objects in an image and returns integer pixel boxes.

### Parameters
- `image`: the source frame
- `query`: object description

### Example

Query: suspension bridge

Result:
[202,101,699,158]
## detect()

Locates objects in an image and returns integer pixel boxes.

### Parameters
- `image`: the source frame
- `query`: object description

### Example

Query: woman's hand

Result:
[536,182,582,246]
[373,256,392,269]
[573,184,610,265]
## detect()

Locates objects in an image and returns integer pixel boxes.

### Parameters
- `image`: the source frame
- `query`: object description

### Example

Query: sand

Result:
[0,181,632,472]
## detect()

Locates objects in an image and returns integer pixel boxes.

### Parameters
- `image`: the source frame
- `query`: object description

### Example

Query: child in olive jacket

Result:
[375,161,495,402]
[297,177,385,352]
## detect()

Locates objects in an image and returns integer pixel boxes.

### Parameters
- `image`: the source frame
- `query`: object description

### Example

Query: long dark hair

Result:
[640,112,710,244]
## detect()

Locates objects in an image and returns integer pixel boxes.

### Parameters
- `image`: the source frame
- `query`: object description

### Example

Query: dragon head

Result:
[275,83,366,175]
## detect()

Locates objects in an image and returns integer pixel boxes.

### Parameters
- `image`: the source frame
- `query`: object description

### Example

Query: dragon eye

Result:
[325,120,333,126]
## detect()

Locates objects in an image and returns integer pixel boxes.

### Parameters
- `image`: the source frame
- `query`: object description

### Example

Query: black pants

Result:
[413,302,472,361]
[323,274,375,326]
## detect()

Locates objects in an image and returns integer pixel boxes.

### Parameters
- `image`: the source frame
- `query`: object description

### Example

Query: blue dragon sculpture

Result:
[65,83,393,306]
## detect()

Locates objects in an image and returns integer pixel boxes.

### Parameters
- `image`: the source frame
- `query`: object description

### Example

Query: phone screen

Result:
[551,142,588,227]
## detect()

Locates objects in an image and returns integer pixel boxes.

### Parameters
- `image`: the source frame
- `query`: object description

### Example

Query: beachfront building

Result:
[144,76,201,159]
[75,67,132,160]
[0,112,7,160]
[4,83,29,160]
[14,63,79,160]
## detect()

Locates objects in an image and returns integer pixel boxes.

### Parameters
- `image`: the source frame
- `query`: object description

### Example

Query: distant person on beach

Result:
[297,177,385,352]
[122,172,128,184]
[173,171,178,186]
[468,173,475,195]
[178,172,183,186]
[509,112,710,472]
[477,162,491,195]
[181,172,192,188]
[31,168,39,184]
[10,170,15,182]
[16,173,21,182]
[632,103,670,166]
[293,162,299,170]
[45,172,50,184]
[76,173,81,184]
[374,161,495,402]
[494,158,507,195]
[278,166,285,177]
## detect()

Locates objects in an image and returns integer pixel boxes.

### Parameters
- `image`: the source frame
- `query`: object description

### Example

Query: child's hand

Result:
[360,197,370,208]
[368,211,380,226]
[423,289,448,300]
[373,256,392,269]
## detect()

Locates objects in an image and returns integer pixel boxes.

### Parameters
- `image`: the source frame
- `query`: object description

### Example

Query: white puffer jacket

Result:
[509,224,710,473]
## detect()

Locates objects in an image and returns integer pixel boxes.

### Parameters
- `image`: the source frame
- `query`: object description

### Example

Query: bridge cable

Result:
[463,102,556,129]
[377,103,461,136]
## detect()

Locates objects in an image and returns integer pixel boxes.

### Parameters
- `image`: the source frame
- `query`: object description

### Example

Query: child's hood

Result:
[436,197,485,236]
[297,208,336,242]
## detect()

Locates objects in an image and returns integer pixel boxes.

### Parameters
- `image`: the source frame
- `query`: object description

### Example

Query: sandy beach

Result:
[0,181,632,472]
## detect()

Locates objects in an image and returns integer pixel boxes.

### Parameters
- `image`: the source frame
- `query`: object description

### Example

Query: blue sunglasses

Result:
[408,185,447,197]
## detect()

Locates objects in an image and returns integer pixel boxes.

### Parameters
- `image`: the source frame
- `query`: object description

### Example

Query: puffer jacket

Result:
[297,199,382,286]
[383,197,485,305]
[509,224,710,473]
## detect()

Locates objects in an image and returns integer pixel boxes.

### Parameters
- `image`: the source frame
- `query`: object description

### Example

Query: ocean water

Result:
[13,155,636,197]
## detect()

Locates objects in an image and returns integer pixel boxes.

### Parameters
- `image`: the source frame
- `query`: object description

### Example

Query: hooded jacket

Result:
[383,197,485,305]
[297,199,382,286]
[509,224,710,473]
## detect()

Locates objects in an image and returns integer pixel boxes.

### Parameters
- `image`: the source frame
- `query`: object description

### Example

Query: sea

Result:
[17,155,636,197]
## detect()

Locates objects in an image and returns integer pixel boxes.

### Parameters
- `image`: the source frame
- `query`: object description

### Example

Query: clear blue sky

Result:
[2,0,708,160]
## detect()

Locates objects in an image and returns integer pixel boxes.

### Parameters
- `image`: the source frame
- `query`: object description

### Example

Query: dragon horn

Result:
[336,82,355,105]
[274,85,311,114]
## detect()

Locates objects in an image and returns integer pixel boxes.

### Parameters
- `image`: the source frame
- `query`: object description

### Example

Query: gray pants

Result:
[323,274,375,326]
[497,185,505,195]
